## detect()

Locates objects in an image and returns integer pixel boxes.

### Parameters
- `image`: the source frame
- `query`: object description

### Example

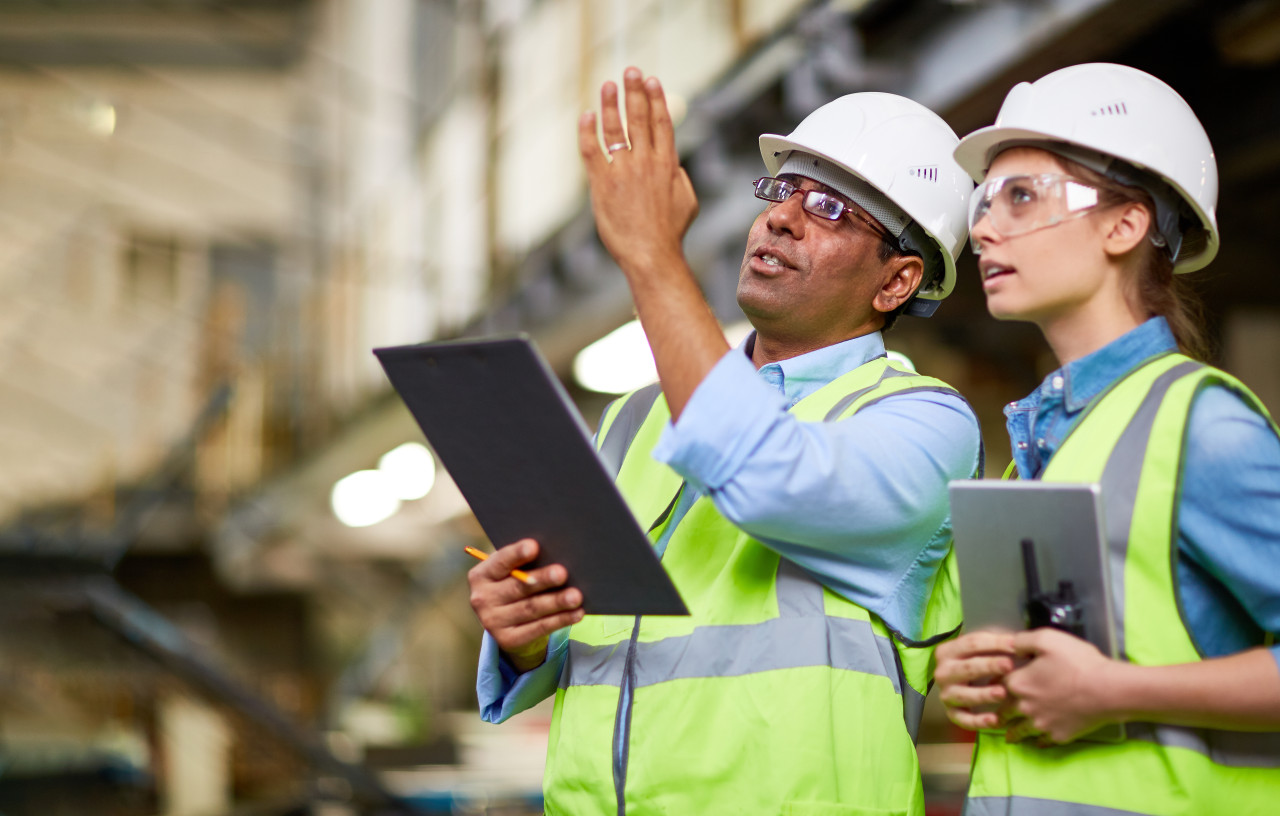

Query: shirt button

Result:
[1051,375,1064,390]
[1017,442,1029,450]
[1036,438,1047,448]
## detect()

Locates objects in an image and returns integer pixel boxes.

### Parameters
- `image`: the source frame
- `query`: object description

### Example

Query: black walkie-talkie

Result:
[1020,538,1086,639]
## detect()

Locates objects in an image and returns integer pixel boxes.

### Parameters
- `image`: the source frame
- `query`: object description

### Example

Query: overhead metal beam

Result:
[0,3,313,69]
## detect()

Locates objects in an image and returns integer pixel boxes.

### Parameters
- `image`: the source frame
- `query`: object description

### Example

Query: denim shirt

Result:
[476,331,982,723]
[1006,317,1280,669]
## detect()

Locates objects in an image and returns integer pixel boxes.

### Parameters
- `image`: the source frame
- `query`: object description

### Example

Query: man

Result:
[468,68,981,815]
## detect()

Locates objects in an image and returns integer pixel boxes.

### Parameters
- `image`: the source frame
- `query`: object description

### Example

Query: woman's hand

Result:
[1002,628,1121,744]
[935,630,1017,731]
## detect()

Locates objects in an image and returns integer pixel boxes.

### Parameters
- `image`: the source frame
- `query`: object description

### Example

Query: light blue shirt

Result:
[478,331,982,722]
[1006,317,1280,670]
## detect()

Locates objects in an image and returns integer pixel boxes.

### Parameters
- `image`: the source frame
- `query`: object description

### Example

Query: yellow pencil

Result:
[464,545,536,586]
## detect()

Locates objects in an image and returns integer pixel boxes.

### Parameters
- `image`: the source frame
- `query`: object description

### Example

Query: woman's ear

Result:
[1102,202,1153,258]
[874,254,925,314]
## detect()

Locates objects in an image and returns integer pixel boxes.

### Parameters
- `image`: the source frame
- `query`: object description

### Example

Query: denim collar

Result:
[1007,317,1178,418]
[743,331,887,407]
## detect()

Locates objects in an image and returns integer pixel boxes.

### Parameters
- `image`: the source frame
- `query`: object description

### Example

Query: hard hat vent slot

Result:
[1091,101,1129,117]
[908,166,938,182]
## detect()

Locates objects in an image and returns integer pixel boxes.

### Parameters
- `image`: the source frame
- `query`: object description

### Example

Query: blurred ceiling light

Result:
[378,442,436,500]
[84,100,116,137]
[886,349,917,372]
[331,470,401,528]
[573,319,658,394]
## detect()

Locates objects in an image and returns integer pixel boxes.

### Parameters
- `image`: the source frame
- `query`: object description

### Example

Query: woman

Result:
[936,63,1280,815]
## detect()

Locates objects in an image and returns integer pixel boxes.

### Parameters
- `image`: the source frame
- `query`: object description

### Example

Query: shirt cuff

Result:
[477,630,567,723]
[652,349,787,490]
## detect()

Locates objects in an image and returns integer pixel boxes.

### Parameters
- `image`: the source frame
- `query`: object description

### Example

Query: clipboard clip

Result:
[1021,538,1086,639]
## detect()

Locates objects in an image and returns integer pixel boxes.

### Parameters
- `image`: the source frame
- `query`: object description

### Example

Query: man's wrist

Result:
[502,636,549,674]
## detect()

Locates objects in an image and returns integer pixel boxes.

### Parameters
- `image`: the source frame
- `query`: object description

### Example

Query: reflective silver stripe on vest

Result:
[1125,722,1280,769]
[965,796,1148,816]
[822,362,917,421]
[1096,360,1200,660]
[599,383,663,479]
[776,557,925,739]
[565,616,903,693]
[775,557,825,618]
[901,673,926,743]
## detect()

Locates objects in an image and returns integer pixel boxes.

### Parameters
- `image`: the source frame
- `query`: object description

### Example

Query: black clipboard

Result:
[374,335,688,616]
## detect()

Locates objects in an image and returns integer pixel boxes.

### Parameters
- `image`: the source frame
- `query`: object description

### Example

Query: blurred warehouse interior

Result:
[1,0,1279,813]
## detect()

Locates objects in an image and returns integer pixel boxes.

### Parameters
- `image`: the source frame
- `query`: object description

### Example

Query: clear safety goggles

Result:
[968,174,1107,254]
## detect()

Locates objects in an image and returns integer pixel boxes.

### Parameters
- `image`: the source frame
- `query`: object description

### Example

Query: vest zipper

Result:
[611,614,643,815]
[612,482,686,813]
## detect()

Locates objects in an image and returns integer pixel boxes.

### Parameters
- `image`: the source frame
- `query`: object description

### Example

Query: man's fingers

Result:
[480,538,538,575]
[469,556,571,613]
[498,608,586,652]
[622,67,651,151]
[644,75,674,155]
[520,562,569,591]
[599,80,627,154]
[579,110,607,173]
[485,585,583,631]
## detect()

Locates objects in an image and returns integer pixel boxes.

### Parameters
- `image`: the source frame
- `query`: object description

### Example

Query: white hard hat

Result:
[759,92,972,316]
[954,63,1218,273]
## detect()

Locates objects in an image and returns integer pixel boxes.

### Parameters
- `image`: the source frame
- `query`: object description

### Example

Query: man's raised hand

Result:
[578,67,698,274]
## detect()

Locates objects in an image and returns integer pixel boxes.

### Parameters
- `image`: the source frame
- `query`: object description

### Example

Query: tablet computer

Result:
[949,479,1122,741]
[374,335,687,616]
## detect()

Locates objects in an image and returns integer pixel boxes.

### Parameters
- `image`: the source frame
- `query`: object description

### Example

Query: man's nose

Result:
[766,190,807,238]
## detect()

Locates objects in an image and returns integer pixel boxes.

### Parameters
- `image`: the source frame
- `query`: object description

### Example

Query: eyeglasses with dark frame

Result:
[752,176,897,246]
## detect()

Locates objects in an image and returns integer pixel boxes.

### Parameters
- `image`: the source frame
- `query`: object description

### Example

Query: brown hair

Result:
[1056,155,1212,361]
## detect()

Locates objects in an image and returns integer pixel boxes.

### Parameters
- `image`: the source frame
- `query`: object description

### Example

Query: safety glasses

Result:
[969,174,1108,254]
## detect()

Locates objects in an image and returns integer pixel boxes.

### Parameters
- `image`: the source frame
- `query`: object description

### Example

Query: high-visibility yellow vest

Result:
[967,353,1280,816]
[544,357,972,815]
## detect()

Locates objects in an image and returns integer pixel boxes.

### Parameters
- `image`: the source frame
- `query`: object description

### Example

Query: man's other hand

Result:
[468,538,585,673]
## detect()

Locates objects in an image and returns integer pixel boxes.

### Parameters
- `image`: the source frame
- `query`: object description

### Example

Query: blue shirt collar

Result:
[742,331,886,407]
[1010,317,1178,416]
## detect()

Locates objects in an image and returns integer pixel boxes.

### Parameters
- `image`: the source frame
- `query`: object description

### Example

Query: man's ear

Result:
[1102,202,1152,258]
[873,255,925,314]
